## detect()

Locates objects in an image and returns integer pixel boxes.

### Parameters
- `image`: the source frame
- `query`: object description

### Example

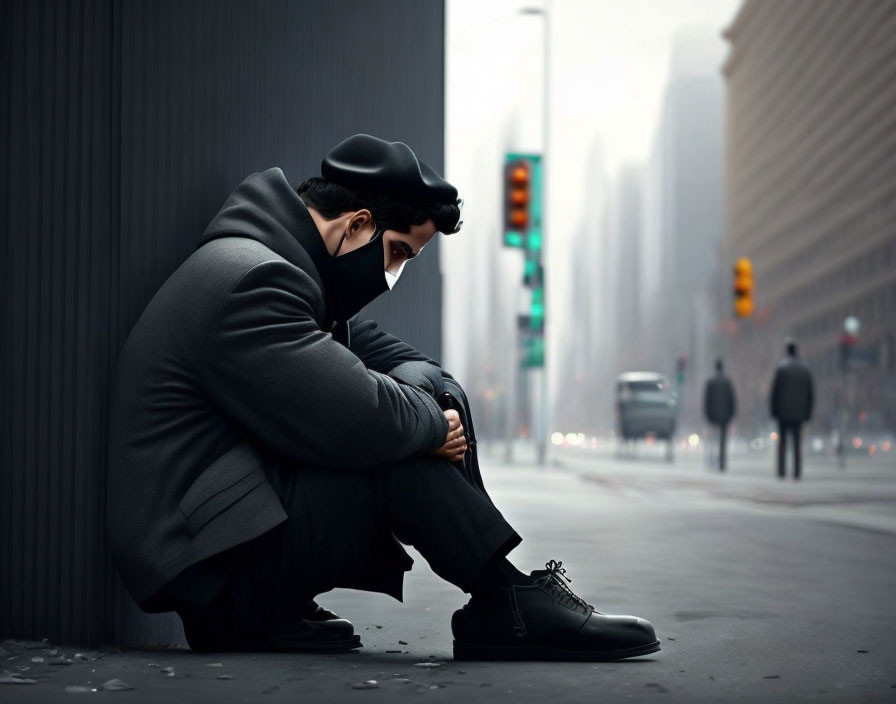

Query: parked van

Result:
[615,372,677,456]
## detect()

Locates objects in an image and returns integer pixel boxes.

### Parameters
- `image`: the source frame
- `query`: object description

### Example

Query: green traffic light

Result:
[505,231,524,247]
[530,288,544,315]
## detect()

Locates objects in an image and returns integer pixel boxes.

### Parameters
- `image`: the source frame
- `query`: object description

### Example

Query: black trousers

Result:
[715,423,728,471]
[169,454,521,641]
[777,421,803,479]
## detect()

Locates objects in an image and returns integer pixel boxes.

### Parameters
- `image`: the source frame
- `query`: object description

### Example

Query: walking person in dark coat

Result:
[106,135,658,661]
[703,359,736,471]
[770,340,815,480]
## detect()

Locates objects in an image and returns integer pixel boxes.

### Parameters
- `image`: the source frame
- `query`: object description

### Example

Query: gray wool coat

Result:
[770,355,814,424]
[107,168,455,611]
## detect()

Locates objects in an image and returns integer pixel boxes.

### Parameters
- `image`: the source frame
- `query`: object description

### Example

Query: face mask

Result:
[329,227,389,321]
[385,260,408,290]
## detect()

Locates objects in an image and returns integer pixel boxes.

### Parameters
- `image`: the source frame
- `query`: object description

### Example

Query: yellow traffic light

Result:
[505,160,531,233]
[733,257,754,318]
[734,297,754,317]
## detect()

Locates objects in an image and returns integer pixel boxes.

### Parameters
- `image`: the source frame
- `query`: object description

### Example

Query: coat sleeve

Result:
[349,317,447,397]
[770,368,781,419]
[347,318,489,490]
[806,370,814,420]
[199,259,448,469]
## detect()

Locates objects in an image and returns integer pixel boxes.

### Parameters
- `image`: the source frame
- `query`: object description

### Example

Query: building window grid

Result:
[732,52,896,242]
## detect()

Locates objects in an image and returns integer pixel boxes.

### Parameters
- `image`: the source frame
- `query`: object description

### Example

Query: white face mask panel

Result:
[384,260,408,290]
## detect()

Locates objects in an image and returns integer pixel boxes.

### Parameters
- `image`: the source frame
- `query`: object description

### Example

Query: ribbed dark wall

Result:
[2,0,446,647]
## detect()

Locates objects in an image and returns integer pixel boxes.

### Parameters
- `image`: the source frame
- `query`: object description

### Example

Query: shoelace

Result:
[536,559,594,614]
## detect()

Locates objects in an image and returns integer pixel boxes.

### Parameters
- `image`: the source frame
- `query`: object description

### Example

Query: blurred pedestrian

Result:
[770,340,815,480]
[703,359,736,471]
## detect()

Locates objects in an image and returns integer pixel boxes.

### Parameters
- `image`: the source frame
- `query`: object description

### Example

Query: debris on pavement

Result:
[352,680,379,689]
[1,674,37,684]
[414,662,443,668]
[102,678,133,691]
[64,685,97,693]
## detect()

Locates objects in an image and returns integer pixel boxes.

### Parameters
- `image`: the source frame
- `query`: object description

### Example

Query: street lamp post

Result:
[838,316,861,468]
[520,3,550,466]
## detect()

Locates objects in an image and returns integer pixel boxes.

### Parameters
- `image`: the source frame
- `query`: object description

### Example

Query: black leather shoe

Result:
[181,600,361,653]
[302,599,342,622]
[265,600,361,653]
[452,560,660,661]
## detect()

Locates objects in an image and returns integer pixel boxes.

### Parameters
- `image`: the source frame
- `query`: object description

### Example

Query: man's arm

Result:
[349,317,473,461]
[349,317,456,397]
[806,370,814,420]
[200,260,448,469]
[770,368,781,419]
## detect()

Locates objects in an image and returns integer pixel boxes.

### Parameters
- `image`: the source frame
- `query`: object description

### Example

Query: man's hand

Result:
[430,409,467,463]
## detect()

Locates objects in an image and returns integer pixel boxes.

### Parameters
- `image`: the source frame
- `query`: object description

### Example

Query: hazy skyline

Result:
[444,0,741,432]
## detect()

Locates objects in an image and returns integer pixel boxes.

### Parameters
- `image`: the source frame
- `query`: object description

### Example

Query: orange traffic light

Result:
[734,297,754,317]
[505,160,532,235]
[733,257,754,318]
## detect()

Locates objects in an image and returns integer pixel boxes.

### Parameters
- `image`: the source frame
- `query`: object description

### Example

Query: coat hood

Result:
[198,168,334,300]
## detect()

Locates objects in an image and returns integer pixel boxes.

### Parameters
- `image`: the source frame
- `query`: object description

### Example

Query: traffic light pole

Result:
[522,2,550,467]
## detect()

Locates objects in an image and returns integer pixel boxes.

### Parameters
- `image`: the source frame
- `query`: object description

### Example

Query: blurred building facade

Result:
[721,0,896,438]
[552,143,614,433]
[612,165,645,375]
[639,28,727,432]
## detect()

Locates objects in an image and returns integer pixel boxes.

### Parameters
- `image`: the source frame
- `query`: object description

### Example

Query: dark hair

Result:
[296,177,462,234]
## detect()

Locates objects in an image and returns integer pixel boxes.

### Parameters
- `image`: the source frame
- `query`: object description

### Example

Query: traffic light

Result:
[733,258,754,318]
[503,154,542,248]
[505,153,544,368]
[676,354,686,385]
[523,251,543,288]
[504,159,530,247]
[521,336,545,368]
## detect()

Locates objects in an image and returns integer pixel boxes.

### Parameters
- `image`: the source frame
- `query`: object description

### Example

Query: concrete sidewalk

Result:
[3,457,896,702]
[550,443,896,535]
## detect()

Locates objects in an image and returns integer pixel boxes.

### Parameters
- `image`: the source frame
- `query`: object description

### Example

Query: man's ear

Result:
[348,209,373,234]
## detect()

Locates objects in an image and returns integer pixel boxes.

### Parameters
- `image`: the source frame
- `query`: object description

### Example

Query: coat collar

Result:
[197,168,337,327]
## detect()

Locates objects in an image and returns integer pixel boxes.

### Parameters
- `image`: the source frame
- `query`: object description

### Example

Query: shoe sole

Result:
[453,639,661,662]
[264,634,363,653]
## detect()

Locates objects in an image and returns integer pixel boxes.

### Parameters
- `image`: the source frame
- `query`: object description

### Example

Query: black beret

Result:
[321,134,458,205]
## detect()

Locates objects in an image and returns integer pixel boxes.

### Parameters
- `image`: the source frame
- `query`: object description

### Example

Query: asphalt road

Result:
[3,444,895,702]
